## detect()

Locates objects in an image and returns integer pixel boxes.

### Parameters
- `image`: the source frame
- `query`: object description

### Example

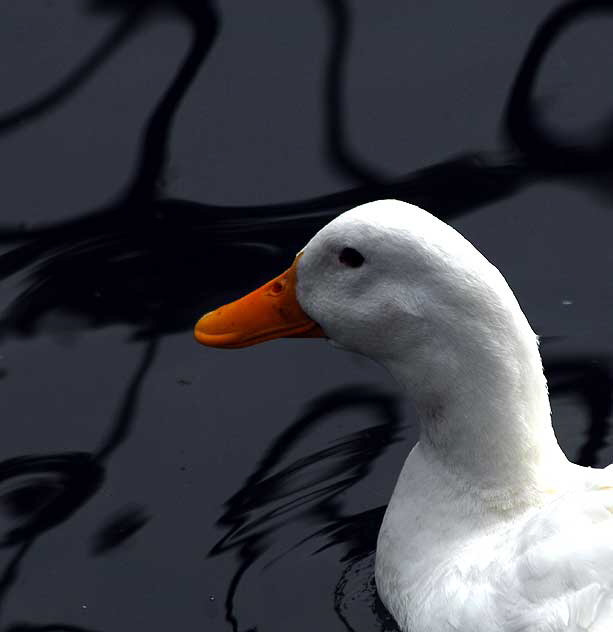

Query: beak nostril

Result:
[270,281,284,295]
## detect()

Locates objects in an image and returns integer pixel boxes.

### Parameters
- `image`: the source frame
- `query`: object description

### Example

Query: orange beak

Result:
[194,255,325,349]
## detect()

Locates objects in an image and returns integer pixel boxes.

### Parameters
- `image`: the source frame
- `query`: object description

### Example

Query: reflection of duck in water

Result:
[196,200,613,632]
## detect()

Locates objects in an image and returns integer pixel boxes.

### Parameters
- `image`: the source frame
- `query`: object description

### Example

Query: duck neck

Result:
[384,317,568,509]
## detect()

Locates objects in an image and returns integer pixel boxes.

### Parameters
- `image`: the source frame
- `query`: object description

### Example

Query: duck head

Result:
[195,199,526,377]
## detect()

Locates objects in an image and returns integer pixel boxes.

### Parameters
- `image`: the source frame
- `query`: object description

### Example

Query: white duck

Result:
[195,200,613,632]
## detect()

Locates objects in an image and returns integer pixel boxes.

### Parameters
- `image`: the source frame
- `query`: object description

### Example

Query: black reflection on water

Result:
[95,338,159,460]
[91,505,150,556]
[0,339,157,626]
[505,0,613,174]
[0,1,217,627]
[6,625,100,632]
[320,0,385,185]
[2,1,613,339]
[0,455,104,548]
[0,4,144,137]
[0,0,222,339]
[0,0,611,630]
[546,357,613,466]
[210,385,403,632]
[331,552,398,632]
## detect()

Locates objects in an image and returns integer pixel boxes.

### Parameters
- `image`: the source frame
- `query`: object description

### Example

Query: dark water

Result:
[1,1,612,630]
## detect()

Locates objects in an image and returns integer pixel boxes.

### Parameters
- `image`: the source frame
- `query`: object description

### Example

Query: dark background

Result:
[0,1,612,631]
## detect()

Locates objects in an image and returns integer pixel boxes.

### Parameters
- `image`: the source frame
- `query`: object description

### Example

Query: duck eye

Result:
[339,247,365,268]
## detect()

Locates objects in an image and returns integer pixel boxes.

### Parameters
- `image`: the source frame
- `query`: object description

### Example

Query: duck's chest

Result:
[373,449,520,632]
[375,511,504,632]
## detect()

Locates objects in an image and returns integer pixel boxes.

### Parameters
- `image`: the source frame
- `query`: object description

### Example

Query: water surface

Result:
[1,2,612,630]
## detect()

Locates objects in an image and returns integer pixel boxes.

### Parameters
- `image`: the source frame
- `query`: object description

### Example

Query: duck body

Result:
[377,446,613,631]
[195,200,613,631]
